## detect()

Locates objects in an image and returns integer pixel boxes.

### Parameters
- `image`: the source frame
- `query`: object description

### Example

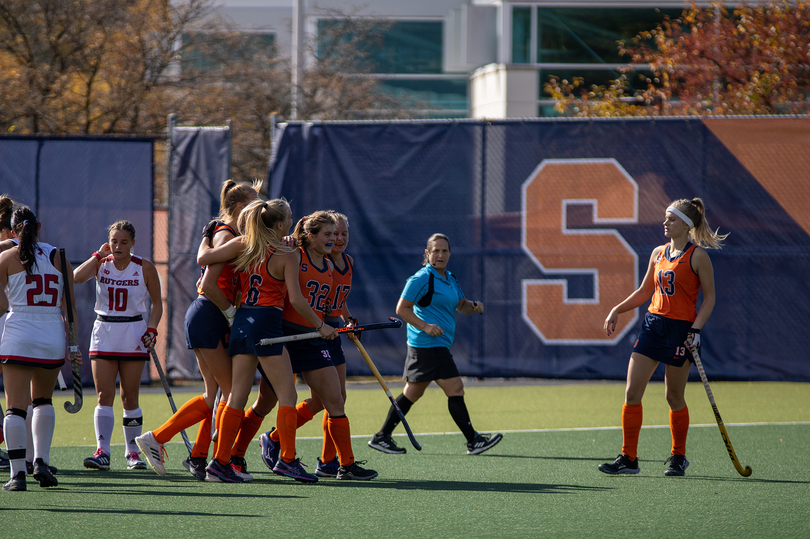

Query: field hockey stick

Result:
[148,345,194,454]
[688,341,752,477]
[59,248,83,414]
[348,334,421,451]
[56,371,67,391]
[255,317,402,346]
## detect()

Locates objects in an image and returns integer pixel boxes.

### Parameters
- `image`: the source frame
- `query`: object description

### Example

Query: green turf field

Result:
[2,381,809,538]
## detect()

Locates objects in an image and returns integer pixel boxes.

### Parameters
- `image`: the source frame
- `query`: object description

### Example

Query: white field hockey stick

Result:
[56,371,67,391]
[688,340,752,477]
[255,317,402,346]
[349,333,421,450]
[148,345,194,454]
[59,248,83,413]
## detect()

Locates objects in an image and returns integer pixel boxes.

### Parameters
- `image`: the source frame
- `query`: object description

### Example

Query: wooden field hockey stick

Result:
[59,248,83,414]
[255,317,402,346]
[689,341,752,477]
[348,334,421,451]
[148,345,194,454]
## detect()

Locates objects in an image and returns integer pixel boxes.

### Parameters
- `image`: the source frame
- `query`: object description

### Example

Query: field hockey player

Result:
[196,198,337,483]
[0,205,81,491]
[137,180,258,480]
[600,198,728,476]
[73,220,162,472]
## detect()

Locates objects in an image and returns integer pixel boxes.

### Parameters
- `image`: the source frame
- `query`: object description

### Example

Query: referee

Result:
[368,233,502,455]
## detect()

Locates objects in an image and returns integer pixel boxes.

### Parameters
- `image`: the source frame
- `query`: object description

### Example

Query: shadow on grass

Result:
[316,479,612,494]
[0,506,264,517]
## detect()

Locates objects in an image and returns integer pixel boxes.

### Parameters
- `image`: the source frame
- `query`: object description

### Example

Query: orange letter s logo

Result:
[522,159,639,344]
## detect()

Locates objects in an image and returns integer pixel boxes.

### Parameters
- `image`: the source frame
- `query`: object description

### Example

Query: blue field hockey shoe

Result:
[230,456,253,481]
[598,454,640,475]
[273,458,318,483]
[3,471,26,491]
[664,454,690,476]
[182,456,208,481]
[83,448,111,470]
[466,432,503,455]
[259,428,280,470]
[205,459,245,483]
[315,457,340,478]
[336,460,378,481]
[33,458,58,487]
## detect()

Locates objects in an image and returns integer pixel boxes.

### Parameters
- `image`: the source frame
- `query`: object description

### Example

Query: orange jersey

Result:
[197,222,241,304]
[326,252,353,319]
[648,243,700,322]
[283,247,334,327]
[240,247,286,309]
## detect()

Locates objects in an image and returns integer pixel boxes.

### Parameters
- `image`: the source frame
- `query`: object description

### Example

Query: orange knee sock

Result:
[327,416,354,466]
[270,400,314,442]
[277,406,299,463]
[669,405,689,456]
[153,395,211,445]
[213,405,244,465]
[191,410,213,459]
[232,407,265,458]
[622,403,643,461]
[321,412,337,463]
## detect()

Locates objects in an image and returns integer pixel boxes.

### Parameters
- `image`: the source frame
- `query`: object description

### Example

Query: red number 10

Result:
[108,287,128,311]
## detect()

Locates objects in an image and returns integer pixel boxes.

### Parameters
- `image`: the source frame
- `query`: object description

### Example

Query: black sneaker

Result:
[336,460,378,481]
[33,458,58,487]
[26,460,57,475]
[3,471,26,491]
[182,456,208,481]
[368,433,406,454]
[466,432,503,455]
[598,454,640,475]
[664,454,690,476]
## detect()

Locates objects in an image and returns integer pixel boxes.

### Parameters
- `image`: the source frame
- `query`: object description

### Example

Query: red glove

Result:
[142,327,158,348]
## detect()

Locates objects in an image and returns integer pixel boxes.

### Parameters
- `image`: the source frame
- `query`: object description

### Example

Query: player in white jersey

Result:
[73,220,162,472]
[0,194,16,471]
[1,205,81,491]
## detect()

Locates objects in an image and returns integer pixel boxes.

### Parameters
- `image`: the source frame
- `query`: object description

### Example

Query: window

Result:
[512,6,532,64]
[181,32,276,74]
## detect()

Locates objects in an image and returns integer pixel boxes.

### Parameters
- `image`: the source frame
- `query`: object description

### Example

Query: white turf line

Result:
[73,421,810,447]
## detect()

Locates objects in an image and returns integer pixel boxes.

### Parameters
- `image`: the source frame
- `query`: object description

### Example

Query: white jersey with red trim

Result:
[93,255,148,317]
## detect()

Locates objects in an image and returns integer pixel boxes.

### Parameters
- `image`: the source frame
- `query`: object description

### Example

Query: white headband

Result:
[667,206,694,229]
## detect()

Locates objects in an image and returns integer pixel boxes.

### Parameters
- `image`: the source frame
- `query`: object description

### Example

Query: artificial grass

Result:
[1,381,809,538]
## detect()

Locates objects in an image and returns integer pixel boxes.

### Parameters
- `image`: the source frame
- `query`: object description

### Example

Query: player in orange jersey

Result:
[600,198,728,477]
[137,180,258,480]
[195,198,337,483]
[259,211,376,481]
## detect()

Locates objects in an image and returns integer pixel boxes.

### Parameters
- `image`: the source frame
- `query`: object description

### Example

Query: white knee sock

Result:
[4,412,27,477]
[122,407,143,455]
[94,406,115,455]
[32,404,56,465]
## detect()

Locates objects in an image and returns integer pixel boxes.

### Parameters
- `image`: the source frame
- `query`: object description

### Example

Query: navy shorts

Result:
[633,311,695,367]
[228,307,284,358]
[403,346,460,383]
[324,316,346,367]
[185,296,230,350]
[283,321,334,374]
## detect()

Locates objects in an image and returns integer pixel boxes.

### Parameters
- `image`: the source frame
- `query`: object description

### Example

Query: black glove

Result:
[202,220,217,246]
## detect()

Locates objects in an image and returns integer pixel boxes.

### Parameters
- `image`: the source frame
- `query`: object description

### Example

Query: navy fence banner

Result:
[267,118,810,382]
[0,135,154,387]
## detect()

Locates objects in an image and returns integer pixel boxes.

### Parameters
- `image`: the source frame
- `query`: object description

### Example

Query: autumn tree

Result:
[545,0,810,117]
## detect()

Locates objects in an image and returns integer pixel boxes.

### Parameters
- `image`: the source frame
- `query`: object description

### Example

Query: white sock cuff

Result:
[122,407,142,418]
[95,405,115,418]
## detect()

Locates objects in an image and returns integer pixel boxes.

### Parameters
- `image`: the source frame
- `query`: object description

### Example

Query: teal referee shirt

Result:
[401,264,465,349]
